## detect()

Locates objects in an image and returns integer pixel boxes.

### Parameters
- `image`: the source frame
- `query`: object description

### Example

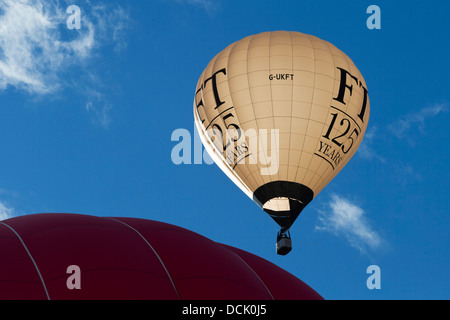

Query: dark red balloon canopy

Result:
[0,213,323,300]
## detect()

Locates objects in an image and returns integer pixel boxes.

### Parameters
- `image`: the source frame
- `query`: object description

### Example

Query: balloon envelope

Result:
[194,31,370,231]
[0,213,323,299]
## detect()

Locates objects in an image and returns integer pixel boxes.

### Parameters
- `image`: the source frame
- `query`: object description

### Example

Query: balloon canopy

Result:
[0,213,323,300]
[194,31,370,251]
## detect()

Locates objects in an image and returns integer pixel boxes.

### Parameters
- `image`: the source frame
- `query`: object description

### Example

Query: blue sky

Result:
[0,0,449,300]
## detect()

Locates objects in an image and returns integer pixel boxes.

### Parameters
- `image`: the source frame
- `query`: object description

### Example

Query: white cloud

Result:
[85,90,112,128]
[316,194,382,253]
[90,4,130,53]
[389,103,448,142]
[0,0,130,128]
[0,0,95,94]
[357,126,385,163]
[175,0,217,12]
[358,102,448,161]
[0,201,14,221]
[392,162,422,187]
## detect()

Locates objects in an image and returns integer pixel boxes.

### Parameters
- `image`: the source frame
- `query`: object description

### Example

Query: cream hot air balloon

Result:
[194,31,370,255]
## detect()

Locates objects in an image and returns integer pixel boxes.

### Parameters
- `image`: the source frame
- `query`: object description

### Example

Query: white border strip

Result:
[108,218,180,299]
[0,221,50,300]
[223,246,274,300]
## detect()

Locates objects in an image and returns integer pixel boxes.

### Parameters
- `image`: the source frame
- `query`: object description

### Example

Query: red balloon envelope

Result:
[0,213,323,300]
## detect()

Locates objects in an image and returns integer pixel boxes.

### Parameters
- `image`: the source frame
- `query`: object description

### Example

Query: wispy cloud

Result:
[0,0,130,128]
[0,0,94,94]
[90,4,130,53]
[357,126,385,163]
[392,161,422,187]
[389,103,448,143]
[358,102,448,162]
[316,194,382,253]
[175,0,218,12]
[0,201,14,221]
[85,90,112,128]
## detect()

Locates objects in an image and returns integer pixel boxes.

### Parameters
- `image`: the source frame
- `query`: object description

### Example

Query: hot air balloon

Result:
[0,213,323,300]
[194,31,370,255]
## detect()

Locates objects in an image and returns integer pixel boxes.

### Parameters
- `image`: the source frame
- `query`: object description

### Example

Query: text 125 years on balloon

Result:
[195,68,252,169]
[316,67,369,170]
